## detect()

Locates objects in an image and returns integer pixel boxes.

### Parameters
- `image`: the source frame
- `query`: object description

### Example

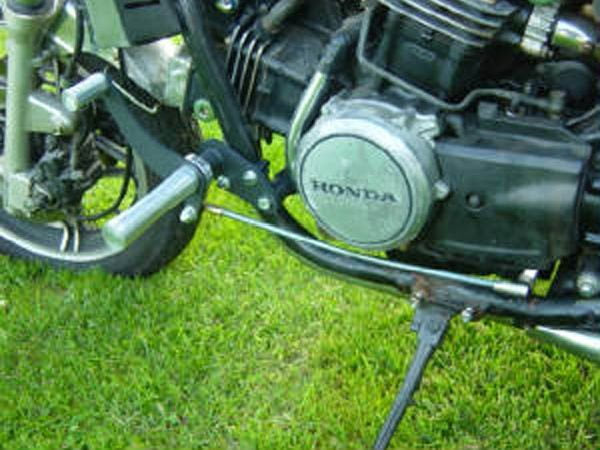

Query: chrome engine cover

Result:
[294,97,443,251]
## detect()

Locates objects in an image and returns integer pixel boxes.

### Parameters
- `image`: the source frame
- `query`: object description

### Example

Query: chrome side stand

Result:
[373,302,456,450]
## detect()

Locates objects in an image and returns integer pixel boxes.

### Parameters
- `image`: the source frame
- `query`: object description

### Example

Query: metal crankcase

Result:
[294,97,445,251]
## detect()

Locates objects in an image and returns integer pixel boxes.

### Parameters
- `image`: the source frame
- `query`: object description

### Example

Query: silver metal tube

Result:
[62,73,110,112]
[5,7,39,175]
[286,70,328,175]
[529,326,600,364]
[103,164,201,249]
[205,204,530,298]
[3,1,58,212]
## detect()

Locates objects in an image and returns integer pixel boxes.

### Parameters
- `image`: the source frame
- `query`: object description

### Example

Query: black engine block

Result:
[405,104,591,274]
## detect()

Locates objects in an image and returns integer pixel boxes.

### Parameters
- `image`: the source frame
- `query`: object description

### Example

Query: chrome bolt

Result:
[434,180,451,201]
[242,170,258,187]
[179,205,199,224]
[461,307,476,323]
[214,0,238,13]
[216,175,231,190]
[257,197,272,211]
[577,272,600,298]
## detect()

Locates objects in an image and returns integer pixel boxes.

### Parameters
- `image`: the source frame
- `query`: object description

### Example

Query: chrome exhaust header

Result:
[529,326,600,364]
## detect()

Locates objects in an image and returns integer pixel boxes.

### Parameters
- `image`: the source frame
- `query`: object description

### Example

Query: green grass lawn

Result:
[0,127,598,449]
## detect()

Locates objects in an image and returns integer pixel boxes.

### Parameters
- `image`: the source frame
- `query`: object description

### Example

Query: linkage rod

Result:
[204,204,530,297]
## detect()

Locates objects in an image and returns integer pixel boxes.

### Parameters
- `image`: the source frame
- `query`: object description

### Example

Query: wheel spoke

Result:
[59,221,70,253]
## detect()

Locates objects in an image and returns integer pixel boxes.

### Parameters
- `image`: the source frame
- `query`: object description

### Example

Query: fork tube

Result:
[3,0,52,210]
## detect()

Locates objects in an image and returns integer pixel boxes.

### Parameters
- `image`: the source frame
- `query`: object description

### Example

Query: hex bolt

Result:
[242,170,258,187]
[257,197,272,211]
[434,180,451,201]
[179,205,199,224]
[216,175,231,190]
[577,272,600,298]
[461,307,476,323]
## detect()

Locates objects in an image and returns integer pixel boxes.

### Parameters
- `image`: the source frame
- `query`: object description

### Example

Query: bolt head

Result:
[461,307,475,323]
[466,193,483,209]
[434,180,450,201]
[257,197,272,211]
[179,205,199,224]
[577,272,600,298]
[216,175,231,190]
[242,170,258,187]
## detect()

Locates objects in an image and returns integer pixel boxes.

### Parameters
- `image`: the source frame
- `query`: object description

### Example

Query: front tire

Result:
[0,58,199,275]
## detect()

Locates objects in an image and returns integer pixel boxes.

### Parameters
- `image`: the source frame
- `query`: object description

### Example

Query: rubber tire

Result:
[0,109,200,277]
[0,203,198,276]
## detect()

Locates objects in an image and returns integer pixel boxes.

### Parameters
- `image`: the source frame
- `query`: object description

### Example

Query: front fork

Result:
[3,0,60,213]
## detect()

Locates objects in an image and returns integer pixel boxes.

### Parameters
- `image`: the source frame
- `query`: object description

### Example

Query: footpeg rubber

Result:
[103,155,212,250]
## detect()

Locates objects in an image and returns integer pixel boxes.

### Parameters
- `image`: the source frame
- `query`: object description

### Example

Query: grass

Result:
[0,125,598,449]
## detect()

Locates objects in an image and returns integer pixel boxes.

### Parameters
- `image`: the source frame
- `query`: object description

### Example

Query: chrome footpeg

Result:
[102,154,213,250]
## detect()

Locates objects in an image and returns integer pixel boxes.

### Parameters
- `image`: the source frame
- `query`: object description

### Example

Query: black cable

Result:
[64,0,85,80]
[78,145,134,222]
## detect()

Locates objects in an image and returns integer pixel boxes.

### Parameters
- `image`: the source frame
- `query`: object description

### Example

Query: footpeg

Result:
[373,302,456,450]
[62,73,110,112]
[103,154,213,249]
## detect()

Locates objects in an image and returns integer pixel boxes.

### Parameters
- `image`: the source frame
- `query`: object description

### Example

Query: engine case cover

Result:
[295,98,441,251]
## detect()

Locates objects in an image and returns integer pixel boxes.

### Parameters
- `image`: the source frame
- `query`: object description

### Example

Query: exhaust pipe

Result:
[529,326,600,364]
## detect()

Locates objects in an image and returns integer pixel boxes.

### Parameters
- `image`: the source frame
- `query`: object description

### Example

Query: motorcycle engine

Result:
[221,0,599,277]
[294,97,445,251]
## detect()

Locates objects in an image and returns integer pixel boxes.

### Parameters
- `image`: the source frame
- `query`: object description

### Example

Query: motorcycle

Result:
[1,0,599,447]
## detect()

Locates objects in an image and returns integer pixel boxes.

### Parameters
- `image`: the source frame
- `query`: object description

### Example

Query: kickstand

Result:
[373,302,456,450]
